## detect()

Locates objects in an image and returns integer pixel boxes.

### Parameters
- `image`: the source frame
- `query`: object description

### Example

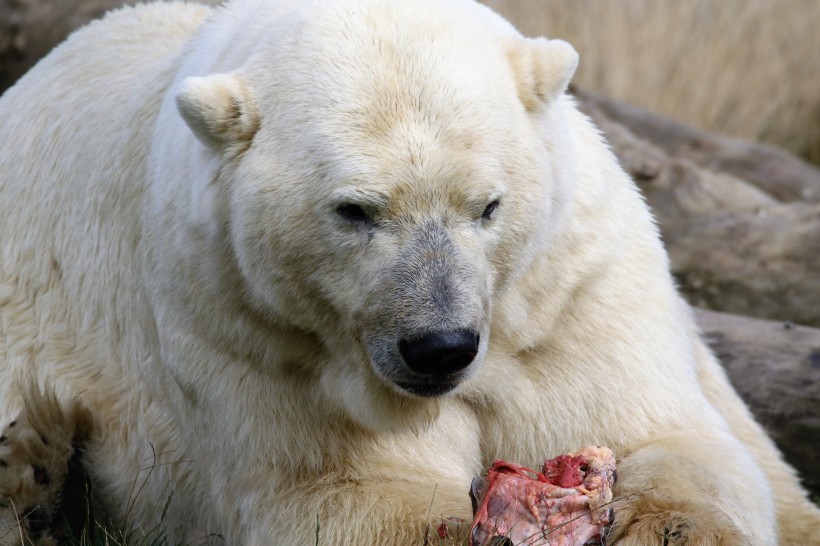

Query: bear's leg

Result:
[608,432,776,546]
[0,388,91,546]
[237,472,473,545]
[607,491,751,546]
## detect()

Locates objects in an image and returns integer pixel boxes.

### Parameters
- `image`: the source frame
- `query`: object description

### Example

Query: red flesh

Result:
[469,446,616,546]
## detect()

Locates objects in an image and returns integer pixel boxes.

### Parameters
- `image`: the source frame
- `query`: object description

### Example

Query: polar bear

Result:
[0,0,818,544]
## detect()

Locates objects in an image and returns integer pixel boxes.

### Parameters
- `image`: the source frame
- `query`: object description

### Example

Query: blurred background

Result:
[4,0,819,163]
[488,0,820,165]
[1,0,818,496]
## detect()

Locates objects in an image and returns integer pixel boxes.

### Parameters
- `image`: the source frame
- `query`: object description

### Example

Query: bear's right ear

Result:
[506,37,579,113]
[176,73,259,151]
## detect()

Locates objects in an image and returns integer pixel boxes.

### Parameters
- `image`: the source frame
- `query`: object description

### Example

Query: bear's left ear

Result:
[506,37,579,113]
[176,73,259,151]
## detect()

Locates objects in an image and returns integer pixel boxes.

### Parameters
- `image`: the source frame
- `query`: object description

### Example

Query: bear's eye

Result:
[336,204,372,225]
[482,200,500,221]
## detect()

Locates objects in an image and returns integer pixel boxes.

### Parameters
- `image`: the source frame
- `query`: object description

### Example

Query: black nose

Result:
[399,330,480,375]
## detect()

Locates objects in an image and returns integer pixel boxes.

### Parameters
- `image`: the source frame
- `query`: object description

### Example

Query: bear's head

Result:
[169,0,578,429]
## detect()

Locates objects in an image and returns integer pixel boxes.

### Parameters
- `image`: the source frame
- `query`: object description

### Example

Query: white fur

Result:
[1,0,818,544]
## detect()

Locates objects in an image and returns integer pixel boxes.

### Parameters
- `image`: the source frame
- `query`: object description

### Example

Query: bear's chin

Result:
[320,363,445,431]
[394,379,461,398]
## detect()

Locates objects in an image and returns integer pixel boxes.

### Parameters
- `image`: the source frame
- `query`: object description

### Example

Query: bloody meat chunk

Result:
[469,446,616,546]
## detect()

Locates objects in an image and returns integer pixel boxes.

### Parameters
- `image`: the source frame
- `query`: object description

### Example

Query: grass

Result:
[5,485,817,546]
[1,507,191,546]
[63,523,170,546]
[0,494,176,546]
[0,444,197,546]
[3,488,616,546]
[483,0,820,164]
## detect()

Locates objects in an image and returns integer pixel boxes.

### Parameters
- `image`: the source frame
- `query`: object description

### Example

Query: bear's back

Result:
[0,1,210,225]
[0,3,212,414]
[0,2,210,295]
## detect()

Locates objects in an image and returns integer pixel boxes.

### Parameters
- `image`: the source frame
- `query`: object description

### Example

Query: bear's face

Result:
[230,95,525,399]
[173,0,578,419]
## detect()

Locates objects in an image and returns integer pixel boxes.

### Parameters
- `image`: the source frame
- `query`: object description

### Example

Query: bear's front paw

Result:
[0,410,70,546]
[608,492,753,546]
[0,392,90,546]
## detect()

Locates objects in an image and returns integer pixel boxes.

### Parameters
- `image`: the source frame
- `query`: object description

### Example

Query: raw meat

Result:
[469,446,616,546]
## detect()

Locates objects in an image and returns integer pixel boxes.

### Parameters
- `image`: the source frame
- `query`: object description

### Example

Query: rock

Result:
[576,90,820,327]
[695,308,820,497]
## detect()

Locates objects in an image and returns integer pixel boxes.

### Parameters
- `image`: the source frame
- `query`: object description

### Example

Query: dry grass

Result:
[483,0,820,164]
